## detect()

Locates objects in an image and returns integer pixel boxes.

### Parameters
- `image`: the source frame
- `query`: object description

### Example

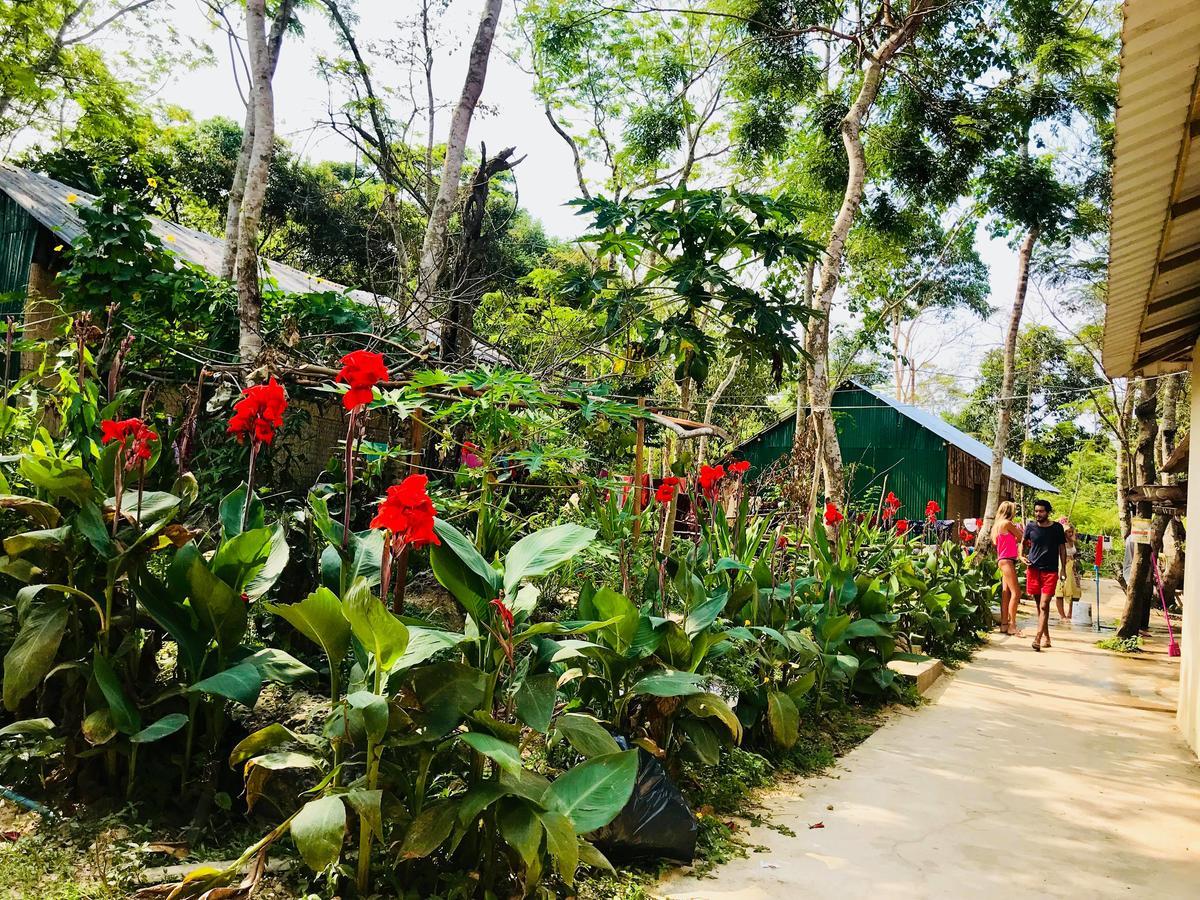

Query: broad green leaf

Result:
[92,654,141,735]
[83,708,117,745]
[291,796,346,872]
[459,732,523,777]
[503,524,596,596]
[545,750,638,834]
[266,588,350,669]
[0,495,60,528]
[679,717,720,765]
[785,670,817,707]
[408,662,486,737]
[578,839,615,874]
[131,566,206,679]
[400,800,458,859]
[3,524,72,557]
[210,527,273,595]
[683,692,743,743]
[589,587,638,652]
[243,648,317,684]
[631,670,706,698]
[104,491,180,527]
[499,800,543,869]
[347,691,389,743]
[19,453,92,505]
[430,518,499,622]
[515,673,558,733]
[229,723,302,769]
[0,717,55,737]
[391,625,467,672]
[683,592,726,638]
[766,689,800,749]
[820,613,851,644]
[181,546,246,653]
[242,523,289,598]
[555,713,620,758]
[343,578,409,671]
[187,662,262,707]
[844,618,892,639]
[345,789,383,839]
[0,554,40,582]
[130,713,188,744]
[219,483,264,538]
[538,808,579,885]
[458,782,506,824]
[3,592,68,711]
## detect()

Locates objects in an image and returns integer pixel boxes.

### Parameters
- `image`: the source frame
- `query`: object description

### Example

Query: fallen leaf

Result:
[809,821,824,829]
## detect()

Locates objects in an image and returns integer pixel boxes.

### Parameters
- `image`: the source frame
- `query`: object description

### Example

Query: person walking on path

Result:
[1023,498,1067,651]
[992,500,1024,635]
[1055,519,1082,624]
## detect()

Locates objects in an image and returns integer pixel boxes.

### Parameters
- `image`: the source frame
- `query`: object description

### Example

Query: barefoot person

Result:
[992,501,1024,635]
[1055,519,1082,624]
[1023,498,1067,651]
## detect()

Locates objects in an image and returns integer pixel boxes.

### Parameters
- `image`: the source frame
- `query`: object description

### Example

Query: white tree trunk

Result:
[806,4,930,501]
[221,3,292,281]
[977,226,1039,546]
[697,355,741,465]
[411,0,503,337]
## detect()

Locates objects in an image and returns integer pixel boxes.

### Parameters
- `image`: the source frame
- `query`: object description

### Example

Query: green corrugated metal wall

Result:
[0,193,37,380]
[739,387,948,515]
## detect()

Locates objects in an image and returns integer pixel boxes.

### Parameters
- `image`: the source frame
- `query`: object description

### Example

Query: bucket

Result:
[1072,599,1092,626]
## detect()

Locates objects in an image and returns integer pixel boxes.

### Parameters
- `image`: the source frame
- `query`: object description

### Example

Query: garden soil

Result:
[658,601,1200,898]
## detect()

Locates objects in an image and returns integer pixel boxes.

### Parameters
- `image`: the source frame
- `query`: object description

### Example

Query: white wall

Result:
[1178,344,1200,755]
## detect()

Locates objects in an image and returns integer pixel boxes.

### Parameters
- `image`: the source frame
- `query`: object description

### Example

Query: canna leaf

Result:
[545,750,638,834]
[290,796,346,872]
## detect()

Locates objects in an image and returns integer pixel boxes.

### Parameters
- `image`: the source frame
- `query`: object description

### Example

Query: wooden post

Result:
[408,409,426,475]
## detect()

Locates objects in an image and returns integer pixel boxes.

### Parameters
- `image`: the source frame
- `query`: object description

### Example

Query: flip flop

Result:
[1031,640,1041,652]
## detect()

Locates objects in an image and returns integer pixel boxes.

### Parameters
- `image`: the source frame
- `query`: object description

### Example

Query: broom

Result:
[1150,550,1181,658]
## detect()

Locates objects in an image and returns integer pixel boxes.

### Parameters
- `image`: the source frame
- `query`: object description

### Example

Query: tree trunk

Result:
[1118,378,1160,638]
[697,355,741,466]
[232,0,294,360]
[1158,374,1185,606]
[221,3,292,280]
[1116,382,1136,540]
[805,4,931,502]
[976,226,1039,548]
[412,0,504,337]
[440,145,523,363]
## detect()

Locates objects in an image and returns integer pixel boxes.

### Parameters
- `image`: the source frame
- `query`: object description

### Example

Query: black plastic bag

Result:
[588,737,698,864]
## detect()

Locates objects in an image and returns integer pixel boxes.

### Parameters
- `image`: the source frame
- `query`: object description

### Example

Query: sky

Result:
[142,0,1077,406]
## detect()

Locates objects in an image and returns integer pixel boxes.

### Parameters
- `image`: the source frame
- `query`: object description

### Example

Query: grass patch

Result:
[1096,635,1144,653]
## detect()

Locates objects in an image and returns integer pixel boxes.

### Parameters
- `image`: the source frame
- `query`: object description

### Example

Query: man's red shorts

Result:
[1026,567,1059,597]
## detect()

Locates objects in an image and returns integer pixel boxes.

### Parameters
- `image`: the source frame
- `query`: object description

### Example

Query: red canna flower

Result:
[925,500,941,522]
[881,491,901,521]
[698,464,726,500]
[655,476,685,503]
[959,528,971,543]
[728,460,750,476]
[823,501,844,526]
[777,534,790,549]
[490,597,515,633]
[896,519,910,535]
[461,441,483,470]
[369,474,440,548]
[227,378,287,446]
[335,349,389,411]
[101,417,158,470]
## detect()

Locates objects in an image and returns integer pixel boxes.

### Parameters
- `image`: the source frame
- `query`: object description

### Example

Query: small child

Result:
[1055,518,1082,623]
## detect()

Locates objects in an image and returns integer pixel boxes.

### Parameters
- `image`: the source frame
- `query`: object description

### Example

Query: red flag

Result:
[1094,537,1104,567]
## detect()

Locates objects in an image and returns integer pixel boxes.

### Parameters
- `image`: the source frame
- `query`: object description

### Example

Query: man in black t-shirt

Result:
[1023,498,1067,651]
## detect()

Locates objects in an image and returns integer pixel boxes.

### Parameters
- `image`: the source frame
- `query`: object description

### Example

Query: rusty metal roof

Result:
[0,163,508,364]
[1104,0,1200,376]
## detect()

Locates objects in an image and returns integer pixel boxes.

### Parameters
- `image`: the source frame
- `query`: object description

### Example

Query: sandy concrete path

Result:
[658,610,1200,899]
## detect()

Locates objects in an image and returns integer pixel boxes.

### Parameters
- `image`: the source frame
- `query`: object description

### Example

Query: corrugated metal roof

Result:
[737,381,1059,494]
[1103,0,1200,376]
[0,162,381,302]
[0,163,509,364]
[843,381,1059,494]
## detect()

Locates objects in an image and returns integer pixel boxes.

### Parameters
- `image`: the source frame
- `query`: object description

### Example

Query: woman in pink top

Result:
[991,501,1024,635]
